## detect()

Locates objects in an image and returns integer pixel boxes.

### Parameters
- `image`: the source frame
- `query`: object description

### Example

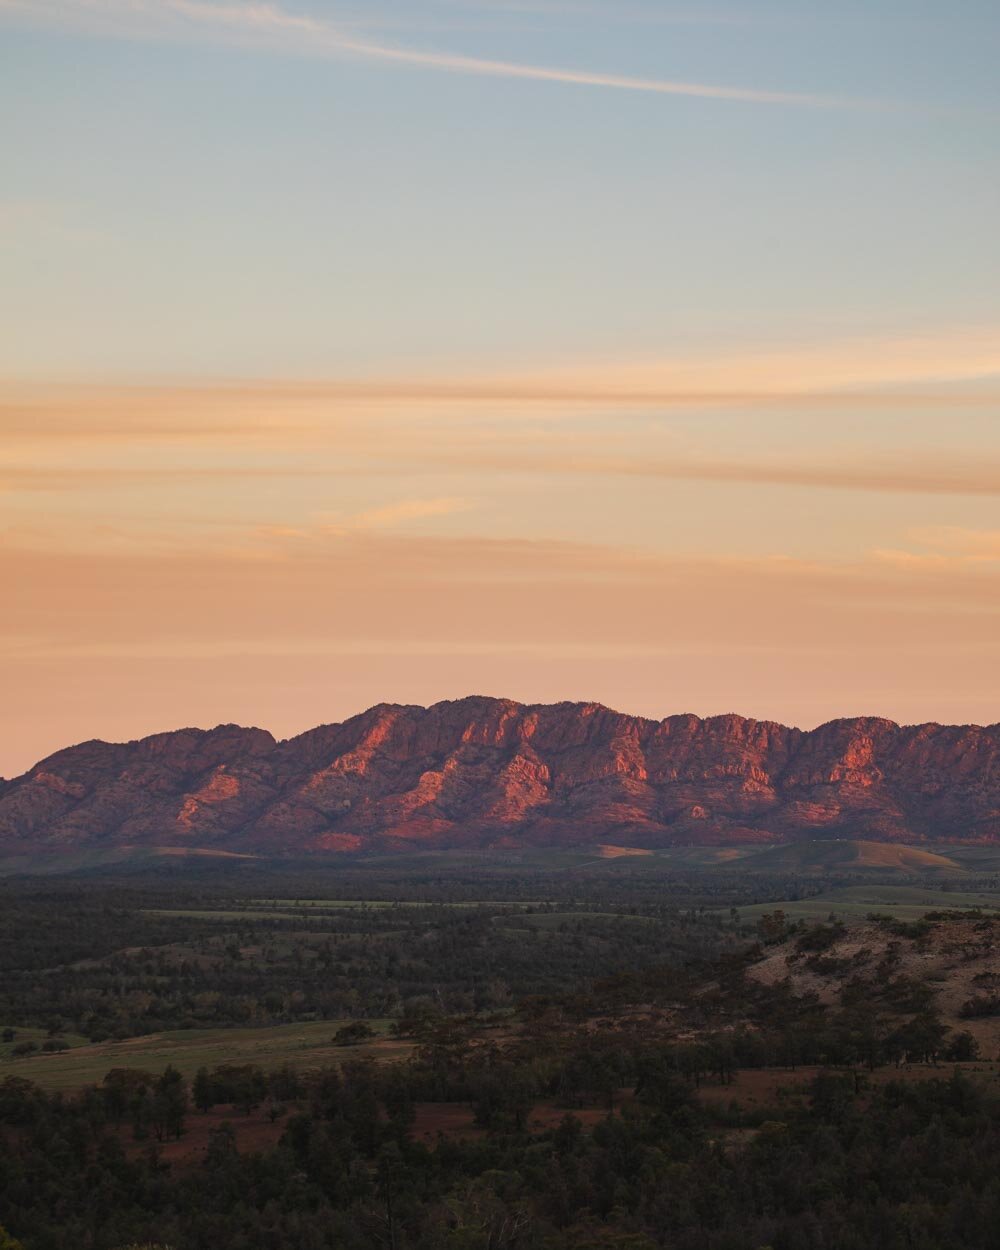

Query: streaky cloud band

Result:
[2,0,873,109]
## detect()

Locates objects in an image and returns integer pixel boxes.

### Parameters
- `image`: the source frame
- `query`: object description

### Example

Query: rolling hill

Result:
[731,839,964,874]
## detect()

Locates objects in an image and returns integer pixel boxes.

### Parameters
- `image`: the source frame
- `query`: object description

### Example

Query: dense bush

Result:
[2,1058,1000,1249]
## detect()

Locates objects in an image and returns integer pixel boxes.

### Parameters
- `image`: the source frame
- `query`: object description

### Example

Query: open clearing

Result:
[143,908,327,921]
[245,898,543,909]
[0,1019,410,1091]
[0,1024,90,1061]
[730,884,1000,925]
[145,900,547,921]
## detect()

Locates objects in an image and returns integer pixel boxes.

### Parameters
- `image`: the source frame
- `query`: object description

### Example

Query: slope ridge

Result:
[0,697,998,855]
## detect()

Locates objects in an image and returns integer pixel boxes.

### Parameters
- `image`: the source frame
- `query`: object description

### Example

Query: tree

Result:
[756,911,788,944]
[635,1058,696,1114]
[103,1068,155,1126]
[0,1224,25,1250]
[891,1011,948,1065]
[193,1066,215,1114]
[945,1030,981,1062]
[471,1062,535,1131]
[382,1065,415,1134]
[335,1021,376,1046]
[152,1066,187,1140]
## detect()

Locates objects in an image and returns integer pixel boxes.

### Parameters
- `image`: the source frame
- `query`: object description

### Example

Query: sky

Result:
[1,0,999,775]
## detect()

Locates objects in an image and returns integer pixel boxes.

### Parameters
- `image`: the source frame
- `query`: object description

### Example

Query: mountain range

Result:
[1,697,998,858]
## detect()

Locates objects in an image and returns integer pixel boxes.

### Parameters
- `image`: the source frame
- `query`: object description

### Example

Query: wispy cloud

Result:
[434,1,757,28]
[5,527,998,655]
[872,527,1000,567]
[4,456,999,499]
[0,0,867,108]
[5,326,999,444]
[441,451,1000,498]
[345,497,472,530]
[4,349,1000,502]
[259,497,474,535]
[6,383,1000,448]
[915,527,1000,559]
[0,466,351,491]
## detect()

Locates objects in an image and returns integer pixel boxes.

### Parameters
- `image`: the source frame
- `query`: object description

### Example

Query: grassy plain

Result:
[0,1025,90,1061]
[729,883,1000,925]
[145,900,546,921]
[0,1018,408,1092]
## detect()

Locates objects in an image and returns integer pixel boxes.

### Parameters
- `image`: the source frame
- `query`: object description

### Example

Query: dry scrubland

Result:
[8,868,1000,1248]
[750,913,1000,1055]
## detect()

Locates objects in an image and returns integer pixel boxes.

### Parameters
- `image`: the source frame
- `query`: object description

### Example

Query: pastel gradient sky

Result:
[2,0,999,775]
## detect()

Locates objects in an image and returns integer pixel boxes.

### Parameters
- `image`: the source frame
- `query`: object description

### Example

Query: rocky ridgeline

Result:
[0,697,997,854]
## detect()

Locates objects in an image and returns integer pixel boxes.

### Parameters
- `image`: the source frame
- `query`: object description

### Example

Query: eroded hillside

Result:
[1,697,998,856]
[749,912,1000,1056]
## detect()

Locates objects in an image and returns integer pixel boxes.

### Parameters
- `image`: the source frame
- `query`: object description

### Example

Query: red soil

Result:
[121,1104,289,1167]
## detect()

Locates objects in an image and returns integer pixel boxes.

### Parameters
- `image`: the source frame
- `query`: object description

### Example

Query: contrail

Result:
[4,0,866,109]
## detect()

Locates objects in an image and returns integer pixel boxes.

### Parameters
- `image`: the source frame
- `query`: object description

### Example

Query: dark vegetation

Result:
[0,871,737,1040]
[3,1033,999,1249]
[2,864,1000,1249]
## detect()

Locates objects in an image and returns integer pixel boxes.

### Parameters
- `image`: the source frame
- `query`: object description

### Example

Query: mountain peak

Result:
[1,698,998,857]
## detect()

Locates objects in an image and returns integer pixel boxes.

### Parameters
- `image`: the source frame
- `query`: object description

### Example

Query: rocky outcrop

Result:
[0,698,997,855]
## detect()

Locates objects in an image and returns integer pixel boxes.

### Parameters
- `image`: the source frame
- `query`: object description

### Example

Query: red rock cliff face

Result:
[0,698,997,855]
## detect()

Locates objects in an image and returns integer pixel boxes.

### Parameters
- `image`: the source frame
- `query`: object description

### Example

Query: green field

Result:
[144,899,547,921]
[0,1025,90,1062]
[730,883,1000,926]
[245,898,543,909]
[0,1018,408,1092]
[143,908,325,921]
[248,898,399,908]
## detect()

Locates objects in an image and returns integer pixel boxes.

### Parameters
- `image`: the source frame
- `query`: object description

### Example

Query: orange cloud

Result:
[872,527,1000,567]
[5,529,997,654]
[435,451,1000,497]
[345,497,473,530]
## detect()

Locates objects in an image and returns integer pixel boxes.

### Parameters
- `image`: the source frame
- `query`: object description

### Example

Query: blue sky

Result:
[3,0,998,377]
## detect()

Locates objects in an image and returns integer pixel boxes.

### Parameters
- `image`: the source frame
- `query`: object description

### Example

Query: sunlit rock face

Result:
[0,698,997,854]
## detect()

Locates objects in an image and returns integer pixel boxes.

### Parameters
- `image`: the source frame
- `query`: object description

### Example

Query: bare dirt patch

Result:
[120,1104,289,1168]
[747,916,1000,1056]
